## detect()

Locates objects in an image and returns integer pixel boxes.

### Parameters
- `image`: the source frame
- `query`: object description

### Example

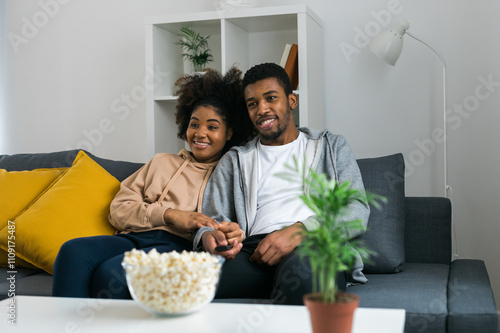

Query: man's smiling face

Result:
[244,77,298,146]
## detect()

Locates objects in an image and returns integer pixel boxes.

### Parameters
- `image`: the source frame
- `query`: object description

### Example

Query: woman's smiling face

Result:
[186,105,232,163]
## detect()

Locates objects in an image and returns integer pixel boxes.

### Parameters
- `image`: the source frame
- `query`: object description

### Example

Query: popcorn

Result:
[122,248,223,315]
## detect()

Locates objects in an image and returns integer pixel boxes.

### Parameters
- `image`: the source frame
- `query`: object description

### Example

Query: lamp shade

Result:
[368,20,410,66]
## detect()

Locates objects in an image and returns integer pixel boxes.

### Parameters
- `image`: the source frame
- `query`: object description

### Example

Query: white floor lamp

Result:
[368,20,451,198]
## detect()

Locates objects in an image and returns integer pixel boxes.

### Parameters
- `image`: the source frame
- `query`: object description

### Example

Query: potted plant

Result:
[282,159,385,333]
[176,27,214,73]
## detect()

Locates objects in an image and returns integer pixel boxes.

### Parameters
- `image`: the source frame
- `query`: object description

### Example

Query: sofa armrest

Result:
[447,259,499,333]
[404,197,451,264]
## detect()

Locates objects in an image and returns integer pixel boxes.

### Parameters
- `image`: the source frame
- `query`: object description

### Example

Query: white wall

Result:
[2,0,218,162]
[3,0,500,309]
[0,0,6,153]
[316,0,500,312]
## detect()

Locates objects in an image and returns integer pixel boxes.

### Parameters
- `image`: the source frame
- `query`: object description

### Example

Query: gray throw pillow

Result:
[0,149,143,182]
[357,153,405,273]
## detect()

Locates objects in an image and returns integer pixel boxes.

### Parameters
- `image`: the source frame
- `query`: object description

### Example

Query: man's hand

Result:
[250,222,305,266]
[163,209,218,234]
[217,221,246,244]
[202,230,242,260]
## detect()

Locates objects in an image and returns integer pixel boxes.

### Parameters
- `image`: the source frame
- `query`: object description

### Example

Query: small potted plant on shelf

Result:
[176,27,214,73]
[282,158,385,333]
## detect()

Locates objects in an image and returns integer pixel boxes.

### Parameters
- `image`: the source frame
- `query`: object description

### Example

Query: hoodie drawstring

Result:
[157,157,191,204]
[196,165,214,213]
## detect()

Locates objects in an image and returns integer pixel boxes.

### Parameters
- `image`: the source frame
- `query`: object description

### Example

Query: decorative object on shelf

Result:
[219,0,255,8]
[368,20,451,199]
[281,158,385,333]
[279,43,292,67]
[281,43,298,90]
[176,27,213,73]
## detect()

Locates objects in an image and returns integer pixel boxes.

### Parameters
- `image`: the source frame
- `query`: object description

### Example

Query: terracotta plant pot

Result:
[303,292,359,333]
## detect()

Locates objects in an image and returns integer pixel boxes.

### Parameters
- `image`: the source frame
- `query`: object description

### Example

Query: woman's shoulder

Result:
[147,152,186,166]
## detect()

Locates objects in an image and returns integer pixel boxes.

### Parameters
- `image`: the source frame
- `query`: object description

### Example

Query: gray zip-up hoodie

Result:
[195,127,370,283]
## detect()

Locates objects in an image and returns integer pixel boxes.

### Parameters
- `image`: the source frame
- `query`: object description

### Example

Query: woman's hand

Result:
[217,221,245,244]
[163,209,218,234]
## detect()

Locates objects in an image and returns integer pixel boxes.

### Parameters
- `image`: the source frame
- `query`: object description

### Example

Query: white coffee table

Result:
[1,296,405,332]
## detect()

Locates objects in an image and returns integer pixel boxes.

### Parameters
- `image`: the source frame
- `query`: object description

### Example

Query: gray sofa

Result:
[0,149,498,333]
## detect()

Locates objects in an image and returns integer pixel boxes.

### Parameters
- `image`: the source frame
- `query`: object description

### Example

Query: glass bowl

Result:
[122,249,224,316]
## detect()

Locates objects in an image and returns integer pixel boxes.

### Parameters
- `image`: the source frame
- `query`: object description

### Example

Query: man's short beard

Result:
[260,124,285,141]
[259,109,291,142]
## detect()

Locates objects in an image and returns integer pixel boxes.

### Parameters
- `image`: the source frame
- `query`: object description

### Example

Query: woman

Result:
[52,67,254,298]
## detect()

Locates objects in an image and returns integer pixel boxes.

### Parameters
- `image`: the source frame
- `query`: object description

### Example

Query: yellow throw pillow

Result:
[0,168,67,268]
[0,151,119,274]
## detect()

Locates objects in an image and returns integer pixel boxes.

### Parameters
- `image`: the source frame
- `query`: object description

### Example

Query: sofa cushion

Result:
[0,268,52,299]
[349,263,449,333]
[0,151,119,274]
[0,149,143,182]
[0,168,67,268]
[404,197,451,264]
[357,153,405,273]
[447,260,500,332]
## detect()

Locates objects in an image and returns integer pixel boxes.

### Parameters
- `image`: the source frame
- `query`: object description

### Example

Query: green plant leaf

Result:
[277,156,386,303]
[176,27,213,70]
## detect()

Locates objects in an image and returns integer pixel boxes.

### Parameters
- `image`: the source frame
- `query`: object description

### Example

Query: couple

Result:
[52,63,369,305]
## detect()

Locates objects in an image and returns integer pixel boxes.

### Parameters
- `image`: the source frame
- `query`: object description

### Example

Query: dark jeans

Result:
[215,234,347,305]
[52,230,191,299]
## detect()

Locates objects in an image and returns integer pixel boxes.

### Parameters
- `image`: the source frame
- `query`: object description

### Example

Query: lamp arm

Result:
[407,31,451,198]
[406,31,447,68]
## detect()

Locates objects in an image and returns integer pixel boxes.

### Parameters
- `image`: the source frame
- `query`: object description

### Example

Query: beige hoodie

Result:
[108,149,217,239]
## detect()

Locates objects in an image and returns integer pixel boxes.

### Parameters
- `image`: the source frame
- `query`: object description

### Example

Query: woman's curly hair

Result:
[174,67,256,153]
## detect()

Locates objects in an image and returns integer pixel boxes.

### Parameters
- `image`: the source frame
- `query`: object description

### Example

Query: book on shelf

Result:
[281,43,298,90]
[279,43,292,67]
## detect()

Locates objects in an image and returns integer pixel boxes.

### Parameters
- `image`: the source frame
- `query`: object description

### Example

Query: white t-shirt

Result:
[249,132,314,235]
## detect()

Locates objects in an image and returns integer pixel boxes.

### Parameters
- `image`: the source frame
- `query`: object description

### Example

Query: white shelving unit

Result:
[145,5,324,158]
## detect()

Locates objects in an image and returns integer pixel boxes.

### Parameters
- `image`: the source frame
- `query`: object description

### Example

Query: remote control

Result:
[215,245,233,252]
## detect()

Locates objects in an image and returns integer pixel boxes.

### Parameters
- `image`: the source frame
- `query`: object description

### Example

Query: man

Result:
[193,63,369,305]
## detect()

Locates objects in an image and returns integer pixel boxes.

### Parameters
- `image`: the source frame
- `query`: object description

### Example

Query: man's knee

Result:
[272,253,313,305]
[273,253,348,305]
